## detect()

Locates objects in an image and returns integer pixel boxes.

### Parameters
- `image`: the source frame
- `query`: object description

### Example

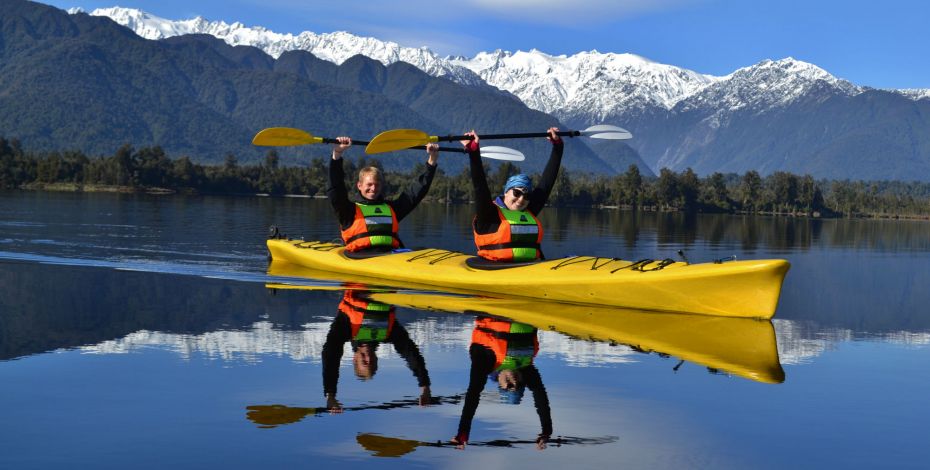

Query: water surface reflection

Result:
[2,192,930,468]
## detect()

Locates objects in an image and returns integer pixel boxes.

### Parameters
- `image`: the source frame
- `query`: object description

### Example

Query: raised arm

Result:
[528,127,564,215]
[388,322,432,393]
[391,143,440,221]
[465,132,500,234]
[326,137,357,229]
[522,365,553,448]
[321,313,352,409]
[451,342,497,447]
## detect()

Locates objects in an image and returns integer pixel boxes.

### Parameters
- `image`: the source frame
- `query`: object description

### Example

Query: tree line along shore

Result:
[2,138,928,219]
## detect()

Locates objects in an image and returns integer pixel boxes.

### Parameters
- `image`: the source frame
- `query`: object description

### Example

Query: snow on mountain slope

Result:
[73,7,487,86]
[678,58,861,114]
[71,6,718,120]
[75,6,927,128]
[451,49,719,118]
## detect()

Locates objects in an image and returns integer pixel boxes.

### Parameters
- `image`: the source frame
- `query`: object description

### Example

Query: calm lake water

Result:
[1,190,929,469]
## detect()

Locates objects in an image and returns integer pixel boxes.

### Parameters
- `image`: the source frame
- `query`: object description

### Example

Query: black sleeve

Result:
[326,158,357,230]
[391,162,437,222]
[527,142,564,216]
[388,322,431,388]
[455,343,497,441]
[321,313,352,396]
[470,149,501,235]
[522,365,553,438]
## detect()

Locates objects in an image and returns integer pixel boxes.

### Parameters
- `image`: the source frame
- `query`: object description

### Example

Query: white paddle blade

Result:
[581,124,633,140]
[481,146,525,161]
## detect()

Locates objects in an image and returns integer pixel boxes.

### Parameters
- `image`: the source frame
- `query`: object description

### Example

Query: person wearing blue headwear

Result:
[462,127,563,262]
[450,315,552,449]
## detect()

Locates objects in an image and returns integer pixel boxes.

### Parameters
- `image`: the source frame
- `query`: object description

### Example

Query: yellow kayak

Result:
[264,273,784,384]
[267,239,790,319]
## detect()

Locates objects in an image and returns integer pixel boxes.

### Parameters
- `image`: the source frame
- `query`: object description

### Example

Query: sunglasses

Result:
[511,188,528,199]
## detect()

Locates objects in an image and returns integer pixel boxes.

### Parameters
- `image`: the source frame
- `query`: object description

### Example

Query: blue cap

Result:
[503,174,532,195]
[498,386,526,405]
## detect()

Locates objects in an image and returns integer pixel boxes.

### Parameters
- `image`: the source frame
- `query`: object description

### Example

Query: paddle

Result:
[245,394,463,428]
[364,124,633,154]
[356,433,620,456]
[252,127,525,161]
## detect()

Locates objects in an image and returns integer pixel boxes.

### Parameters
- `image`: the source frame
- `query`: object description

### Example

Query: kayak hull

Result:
[267,239,790,319]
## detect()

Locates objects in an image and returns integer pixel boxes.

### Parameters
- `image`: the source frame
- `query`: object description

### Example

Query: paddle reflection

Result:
[355,433,619,457]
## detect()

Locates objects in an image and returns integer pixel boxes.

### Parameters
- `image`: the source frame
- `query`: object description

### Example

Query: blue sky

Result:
[41,0,930,89]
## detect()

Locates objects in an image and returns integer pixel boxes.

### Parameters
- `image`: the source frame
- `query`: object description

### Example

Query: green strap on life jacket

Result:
[349,202,397,247]
[498,207,539,262]
[494,322,537,371]
[353,308,393,342]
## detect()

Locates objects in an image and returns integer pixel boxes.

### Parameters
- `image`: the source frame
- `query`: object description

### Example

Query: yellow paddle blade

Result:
[356,433,422,457]
[245,405,318,427]
[365,129,436,154]
[252,127,323,146]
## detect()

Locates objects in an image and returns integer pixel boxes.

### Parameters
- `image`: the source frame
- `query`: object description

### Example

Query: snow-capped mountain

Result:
[78,6,929,125]
[65,7,719,121]
[71,6,487,86]
[67,6,930,180]
[677,58,861,115]
[450,49,719,122]
[897,88,930,101]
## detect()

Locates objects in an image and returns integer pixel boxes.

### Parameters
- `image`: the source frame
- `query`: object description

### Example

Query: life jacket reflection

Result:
[474,204,542,262]
[471,317,538,371]
[339,292,395,342]
[341,202,401,252]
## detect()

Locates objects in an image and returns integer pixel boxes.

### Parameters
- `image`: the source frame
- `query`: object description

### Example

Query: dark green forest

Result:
[1,137,928,218]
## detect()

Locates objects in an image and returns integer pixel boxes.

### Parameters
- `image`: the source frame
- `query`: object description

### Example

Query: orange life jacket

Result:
[473,204,543,262]
[471,317,538,371]
[338,291,395,342]
[340,202,401,252]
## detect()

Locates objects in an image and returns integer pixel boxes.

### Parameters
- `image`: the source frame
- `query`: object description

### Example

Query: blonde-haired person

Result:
[322,291,431,413]
[327,137,439,254]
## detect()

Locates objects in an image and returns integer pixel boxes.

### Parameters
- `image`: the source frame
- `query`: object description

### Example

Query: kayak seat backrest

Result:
[465,256,541,270]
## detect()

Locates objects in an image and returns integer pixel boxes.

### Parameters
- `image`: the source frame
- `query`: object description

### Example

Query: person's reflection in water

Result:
[451,315,552,450]
[323,290,431,412]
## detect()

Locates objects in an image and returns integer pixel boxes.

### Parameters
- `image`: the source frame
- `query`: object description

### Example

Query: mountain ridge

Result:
[1,0,635,175]
[75,5,930,181]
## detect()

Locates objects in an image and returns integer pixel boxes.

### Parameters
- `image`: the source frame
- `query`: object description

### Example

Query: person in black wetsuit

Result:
[326,137,439,253]
[322,291,431,412]
[450,315,552,449]
[462,128,563,262]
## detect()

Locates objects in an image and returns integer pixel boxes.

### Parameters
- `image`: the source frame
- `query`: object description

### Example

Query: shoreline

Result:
[13,183,930,221]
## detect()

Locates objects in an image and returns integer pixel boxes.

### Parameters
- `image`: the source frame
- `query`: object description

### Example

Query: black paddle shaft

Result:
[319,137,463,153]
[437,130,582,142]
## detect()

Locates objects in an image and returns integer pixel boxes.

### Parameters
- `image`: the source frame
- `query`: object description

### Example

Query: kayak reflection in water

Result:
[323,291,432,412]
[327,136,439,254]
[463,128,562,263]
[451,315,552,450]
